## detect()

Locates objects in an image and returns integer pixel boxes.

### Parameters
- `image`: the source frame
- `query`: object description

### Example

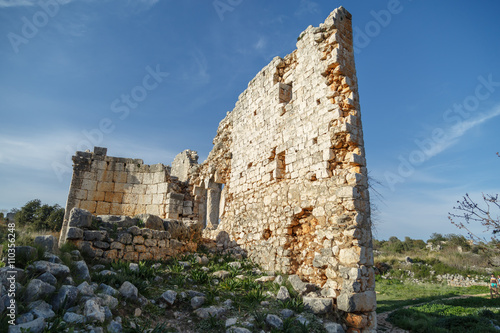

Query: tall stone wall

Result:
[197,7,376,331]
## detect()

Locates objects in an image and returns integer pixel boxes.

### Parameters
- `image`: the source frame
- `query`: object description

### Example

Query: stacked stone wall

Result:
[197,7,376,331]
[60,147,198,246]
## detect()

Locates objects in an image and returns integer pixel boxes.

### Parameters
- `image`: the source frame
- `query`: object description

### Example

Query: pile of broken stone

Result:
[0,233,347,333]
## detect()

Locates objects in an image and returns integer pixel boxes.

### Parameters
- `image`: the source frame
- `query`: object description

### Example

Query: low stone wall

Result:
[63,208,202,263]
[436,273,488,287]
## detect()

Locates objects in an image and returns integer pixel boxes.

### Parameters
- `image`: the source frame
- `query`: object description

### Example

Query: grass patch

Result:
[376,277,489,313]
[388,296,500,333]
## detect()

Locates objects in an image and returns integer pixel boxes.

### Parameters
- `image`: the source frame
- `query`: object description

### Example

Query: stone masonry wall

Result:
[196,7,376,331]
[59,147,198,246]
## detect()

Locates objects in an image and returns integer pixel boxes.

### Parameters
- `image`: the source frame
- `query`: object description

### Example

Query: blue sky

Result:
[1,0,499,241]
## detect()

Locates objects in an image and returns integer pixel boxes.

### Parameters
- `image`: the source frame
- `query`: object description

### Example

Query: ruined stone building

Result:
[59,6,376,331]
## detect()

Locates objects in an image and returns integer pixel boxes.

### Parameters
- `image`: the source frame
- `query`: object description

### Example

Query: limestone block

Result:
[105,192,123,204]
[131,185,146,195]
[135,245,146,252]
[133,236,145,244]
[144,239,157,247]
[337,290,376,313]
[114,183,127,192]
[139,252,153,261]
[153,172,166,184]
[88,191,105,202]
[157,182,170,193]
[110,203,123,215]
[127,173,142,184]
[98,182,114,192]
[138,194,152,205]
[123,194,139,204]
[97,169,114,182]
[74,189,87,200]
[81,179,97,191]
[82,171,96,181]
[66,227,84,240]
[152,194,163,205]
[110,242,125,250]
[142,173,154,185]
[123,252,139,261]
[147,184,158,194]
[96,202,111,215]
[80,201,97,213]
[113,171,128,183]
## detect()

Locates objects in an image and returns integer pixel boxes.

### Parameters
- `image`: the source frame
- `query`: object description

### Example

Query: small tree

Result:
[449,153,500,241]
[449,193,500,241]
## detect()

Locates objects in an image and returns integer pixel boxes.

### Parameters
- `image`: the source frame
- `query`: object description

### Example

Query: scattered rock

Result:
[276,286,291,301]
[225,317,238,327]
[34,235,58,254]
[191,296,205,309]
[77,281,96,296]
[255,276,275,283]
[161,290,177,305]
[135,214,165,231]
[28,300,55,319]
[84,298,106,323]
[324,321,345,333]
[226,328,252,333]
[119,281,138,301]
[266,314,283,329]
[98,283,118,296]
[24,279,56,303]
[52,285,79,311]
[74,260,91,281]
[8,317,46,333]
[280,308,294,318]
[194,306,226,319]
[37,272,57,286]
[31,261,70,278]
[274,275,284,285]
[303,297,333,314]
[68,207,93,228]
[107,320,123,333]
[63,312,85,324]
[213,270,230,279]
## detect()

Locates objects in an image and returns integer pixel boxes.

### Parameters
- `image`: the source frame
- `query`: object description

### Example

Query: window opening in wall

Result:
[247,162,253,169]
[316,99,321,105]
[275,151,286,181]
[204,180,223,229]
[279,82,292,104]
[312,137,318,145]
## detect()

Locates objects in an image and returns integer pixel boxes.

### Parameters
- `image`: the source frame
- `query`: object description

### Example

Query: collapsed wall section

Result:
[198,7,375,331]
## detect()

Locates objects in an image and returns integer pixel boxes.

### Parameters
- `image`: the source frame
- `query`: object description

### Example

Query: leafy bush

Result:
[13,199,64,231]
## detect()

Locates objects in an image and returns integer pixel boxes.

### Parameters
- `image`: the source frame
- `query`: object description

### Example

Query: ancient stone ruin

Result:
[59,6,376,331]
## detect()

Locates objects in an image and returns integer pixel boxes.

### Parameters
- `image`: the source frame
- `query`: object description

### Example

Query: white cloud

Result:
[418,105,500,160]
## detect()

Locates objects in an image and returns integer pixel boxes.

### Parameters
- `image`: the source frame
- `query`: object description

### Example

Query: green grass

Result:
[376,277,489,313]
[388,296,500,333]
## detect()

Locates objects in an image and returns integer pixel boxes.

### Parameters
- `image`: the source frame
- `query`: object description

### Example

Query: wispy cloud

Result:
[254,37,267,50]
[295,0,320,17]
[0,0,159,9]
[425,105,500,158]
[0,0,75,7]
